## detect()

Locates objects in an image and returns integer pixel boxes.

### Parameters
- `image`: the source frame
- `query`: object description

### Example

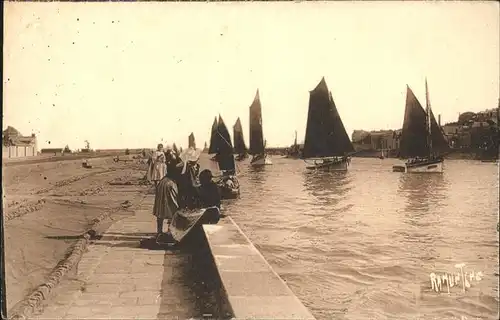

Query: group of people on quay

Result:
[146,143,221,242]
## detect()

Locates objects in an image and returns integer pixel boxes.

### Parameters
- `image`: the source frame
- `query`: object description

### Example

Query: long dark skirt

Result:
[152,177,179,220]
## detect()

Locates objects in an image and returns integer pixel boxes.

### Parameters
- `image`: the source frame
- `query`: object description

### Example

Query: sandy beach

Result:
[2,156,151,311]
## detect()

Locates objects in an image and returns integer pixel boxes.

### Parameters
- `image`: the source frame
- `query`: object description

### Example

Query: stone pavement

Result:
[33,194,213,320]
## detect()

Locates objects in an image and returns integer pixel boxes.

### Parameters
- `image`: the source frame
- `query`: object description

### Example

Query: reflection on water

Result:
[246,165,268,185]
[398,173,448,214]
[395,174,449,266]
[303,170,352,199]
[221,157,499,320]
[302,170,354,216]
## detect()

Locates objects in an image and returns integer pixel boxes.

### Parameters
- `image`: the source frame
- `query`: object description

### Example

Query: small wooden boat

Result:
[214,171,240,199]
[213,115,241,199]
[395,79,449,173]
[392,165,405,172]
[169,206,221,243]
[233,117,249,161]
[82,160,92,168]
[249,90,272,166]
[150,206,221,247]
[235,153,249,161]
[302,77,354,171]
[286,131,302,159]
[250,153,272,165]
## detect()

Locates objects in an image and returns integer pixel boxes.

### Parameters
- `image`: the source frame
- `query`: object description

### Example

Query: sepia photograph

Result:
[1,1,499,320]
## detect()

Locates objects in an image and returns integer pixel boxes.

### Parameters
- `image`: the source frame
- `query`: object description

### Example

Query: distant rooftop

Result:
[3,126,36,146]
[3,126,21,137]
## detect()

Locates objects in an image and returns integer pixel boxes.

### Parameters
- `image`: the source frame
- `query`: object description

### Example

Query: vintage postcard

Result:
[2,1,499,320]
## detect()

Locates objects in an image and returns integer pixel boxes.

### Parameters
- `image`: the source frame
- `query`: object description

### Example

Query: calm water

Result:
[219,157,499,320]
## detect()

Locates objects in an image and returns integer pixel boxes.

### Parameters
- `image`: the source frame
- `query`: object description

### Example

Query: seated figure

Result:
[196,169,222,209]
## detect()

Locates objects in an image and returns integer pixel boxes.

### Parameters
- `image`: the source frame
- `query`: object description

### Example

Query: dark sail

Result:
[216,115,234,154]
[208,117,218,155]
[426,80,449,156]
[399,86,429,158]
[172,143,179,156]
[233,117,247,154]
[429,108,450,155]
[188,133,196,149]
[303,77,354,158]
[216,115,235,171]
[399,84,449,158]
[249,90,265,155]
[329,91,355,154]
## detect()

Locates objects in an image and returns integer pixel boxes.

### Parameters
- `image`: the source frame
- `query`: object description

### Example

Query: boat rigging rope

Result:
[216,131,232,150]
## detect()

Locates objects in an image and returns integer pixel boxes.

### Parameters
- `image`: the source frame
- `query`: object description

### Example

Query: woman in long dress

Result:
[153,174,179,238]
[154,165,221,242]
[152,152,197,239]
[148,144,167,187]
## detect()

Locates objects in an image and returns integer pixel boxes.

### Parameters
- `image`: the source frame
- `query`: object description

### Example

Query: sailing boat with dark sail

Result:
[172,143,180,157]
[249,90,272,166]
[233,117,248,161]
[213,115,240,199]
[303,77,354,171]
[188,132,196,149]
[286,130,301,159]
[208,117,218,161]
[394,80,449,173]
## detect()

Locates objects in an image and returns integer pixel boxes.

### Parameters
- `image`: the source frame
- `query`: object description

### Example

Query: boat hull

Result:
[235,154,248,161]
[250,154,272,166]
[306,158,349,171]
[481,159,498,163]
[403,158,444,173]
[216,174,240,199]
[392,165,405,172]
[166,207,220,244]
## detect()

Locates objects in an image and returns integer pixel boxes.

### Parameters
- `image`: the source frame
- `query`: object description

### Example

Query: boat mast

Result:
[425,78,433,157]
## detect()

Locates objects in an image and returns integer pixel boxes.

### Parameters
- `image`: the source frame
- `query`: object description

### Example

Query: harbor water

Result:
[216,157,499,320]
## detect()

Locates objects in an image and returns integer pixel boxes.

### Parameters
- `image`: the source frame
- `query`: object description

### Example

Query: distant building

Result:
[40,148,64,156]
[352,129,399,151]
[442,122,459,135]
[458,112,476,125]
[352,106,498,154]
[439,106,498,149]
[440,122,459,148]
[369,130,399,150]
[2,126,38,159]
[352,130,370,144]
[476,108,498,124]
[96,149,142,154]
[459,107,499,126]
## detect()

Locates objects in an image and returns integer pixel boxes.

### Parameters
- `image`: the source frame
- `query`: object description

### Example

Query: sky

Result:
[3,1,499,149]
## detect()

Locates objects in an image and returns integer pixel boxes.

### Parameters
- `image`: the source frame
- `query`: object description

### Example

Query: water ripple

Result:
[229,158,499,319]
